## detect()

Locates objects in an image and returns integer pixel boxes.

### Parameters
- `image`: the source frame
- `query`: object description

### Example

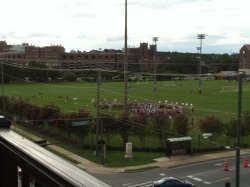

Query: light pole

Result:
[196,47,200,80]
[124,0,128,113]
[236,72,244,187]
[152,37,159,91]
[197,34,205,94]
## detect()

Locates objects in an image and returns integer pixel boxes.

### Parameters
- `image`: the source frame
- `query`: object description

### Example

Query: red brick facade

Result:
[0,41,157,70]
[239,44,250,75]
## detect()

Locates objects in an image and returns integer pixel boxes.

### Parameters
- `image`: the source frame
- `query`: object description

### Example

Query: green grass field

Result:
[3,79,250,121]
[7,80,250,166]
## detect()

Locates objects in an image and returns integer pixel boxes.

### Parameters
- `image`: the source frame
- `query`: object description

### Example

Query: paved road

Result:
[92,156,250,187]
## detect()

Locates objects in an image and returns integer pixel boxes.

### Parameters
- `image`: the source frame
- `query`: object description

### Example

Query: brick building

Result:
[239,44,250,75]
[0,41,9,52]
[0,41,158,70]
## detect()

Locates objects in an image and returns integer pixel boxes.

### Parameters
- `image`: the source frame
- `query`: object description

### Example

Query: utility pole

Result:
[100,117,104,164]
[236,71,244,187]
[96,70,101,156]
[197,34,205,94]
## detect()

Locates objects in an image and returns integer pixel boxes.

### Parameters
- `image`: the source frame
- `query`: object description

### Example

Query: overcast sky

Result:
[0,0,249,54]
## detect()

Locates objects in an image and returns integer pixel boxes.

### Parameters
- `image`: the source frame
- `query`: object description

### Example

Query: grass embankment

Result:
[12,124,165,168]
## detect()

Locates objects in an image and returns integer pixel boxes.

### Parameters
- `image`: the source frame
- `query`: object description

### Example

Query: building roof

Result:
[241,44,250,51]
[167,136,192,142]
[216,71,237,77]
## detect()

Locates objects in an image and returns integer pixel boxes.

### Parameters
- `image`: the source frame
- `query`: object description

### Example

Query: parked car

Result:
[153,176,194,187]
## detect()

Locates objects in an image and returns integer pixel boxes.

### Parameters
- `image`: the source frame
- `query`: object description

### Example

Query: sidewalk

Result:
[10,126,250,174]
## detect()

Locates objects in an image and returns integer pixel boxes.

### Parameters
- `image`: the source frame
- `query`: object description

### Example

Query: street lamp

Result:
[152,37,159,91]
[202,133,231,150]
[197,34,205,94]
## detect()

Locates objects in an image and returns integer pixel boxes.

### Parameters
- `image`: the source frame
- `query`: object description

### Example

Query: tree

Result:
[214,53,239,72]
[226,111,250,140]
[158,52,200,75]
[116,113,132,145]
[130,111,150,148]
[225,119,237,138]
[225,117,249,145]
[151,112,171,147]
[48,70,62,81]
[62,109,90,140]
[172,114,189,136]
[101,114,117,145]
[63,71,77,81]
[27,61,49,82]
[242,110,250,134]
[0,64,26,83]
[38,104,61,120]
[198,116,224,142]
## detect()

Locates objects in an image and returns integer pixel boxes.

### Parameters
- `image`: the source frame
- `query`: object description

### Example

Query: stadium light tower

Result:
[124,0,128,113]
[197,34,205,94]
[152,37,159,91]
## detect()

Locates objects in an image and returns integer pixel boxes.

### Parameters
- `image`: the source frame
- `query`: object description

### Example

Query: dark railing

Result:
[0,116,110,187]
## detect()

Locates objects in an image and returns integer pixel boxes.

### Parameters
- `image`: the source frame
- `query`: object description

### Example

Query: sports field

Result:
[2,79,250,121]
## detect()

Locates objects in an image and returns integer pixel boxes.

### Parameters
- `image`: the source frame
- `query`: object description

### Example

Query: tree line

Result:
[1,95,249,152]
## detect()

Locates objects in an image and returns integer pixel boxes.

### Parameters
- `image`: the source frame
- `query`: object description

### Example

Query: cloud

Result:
[77,33,87,39]
[106,35,124,42]
[28,33,61,39]
[128,0,211,10]
[0,0,249,54]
